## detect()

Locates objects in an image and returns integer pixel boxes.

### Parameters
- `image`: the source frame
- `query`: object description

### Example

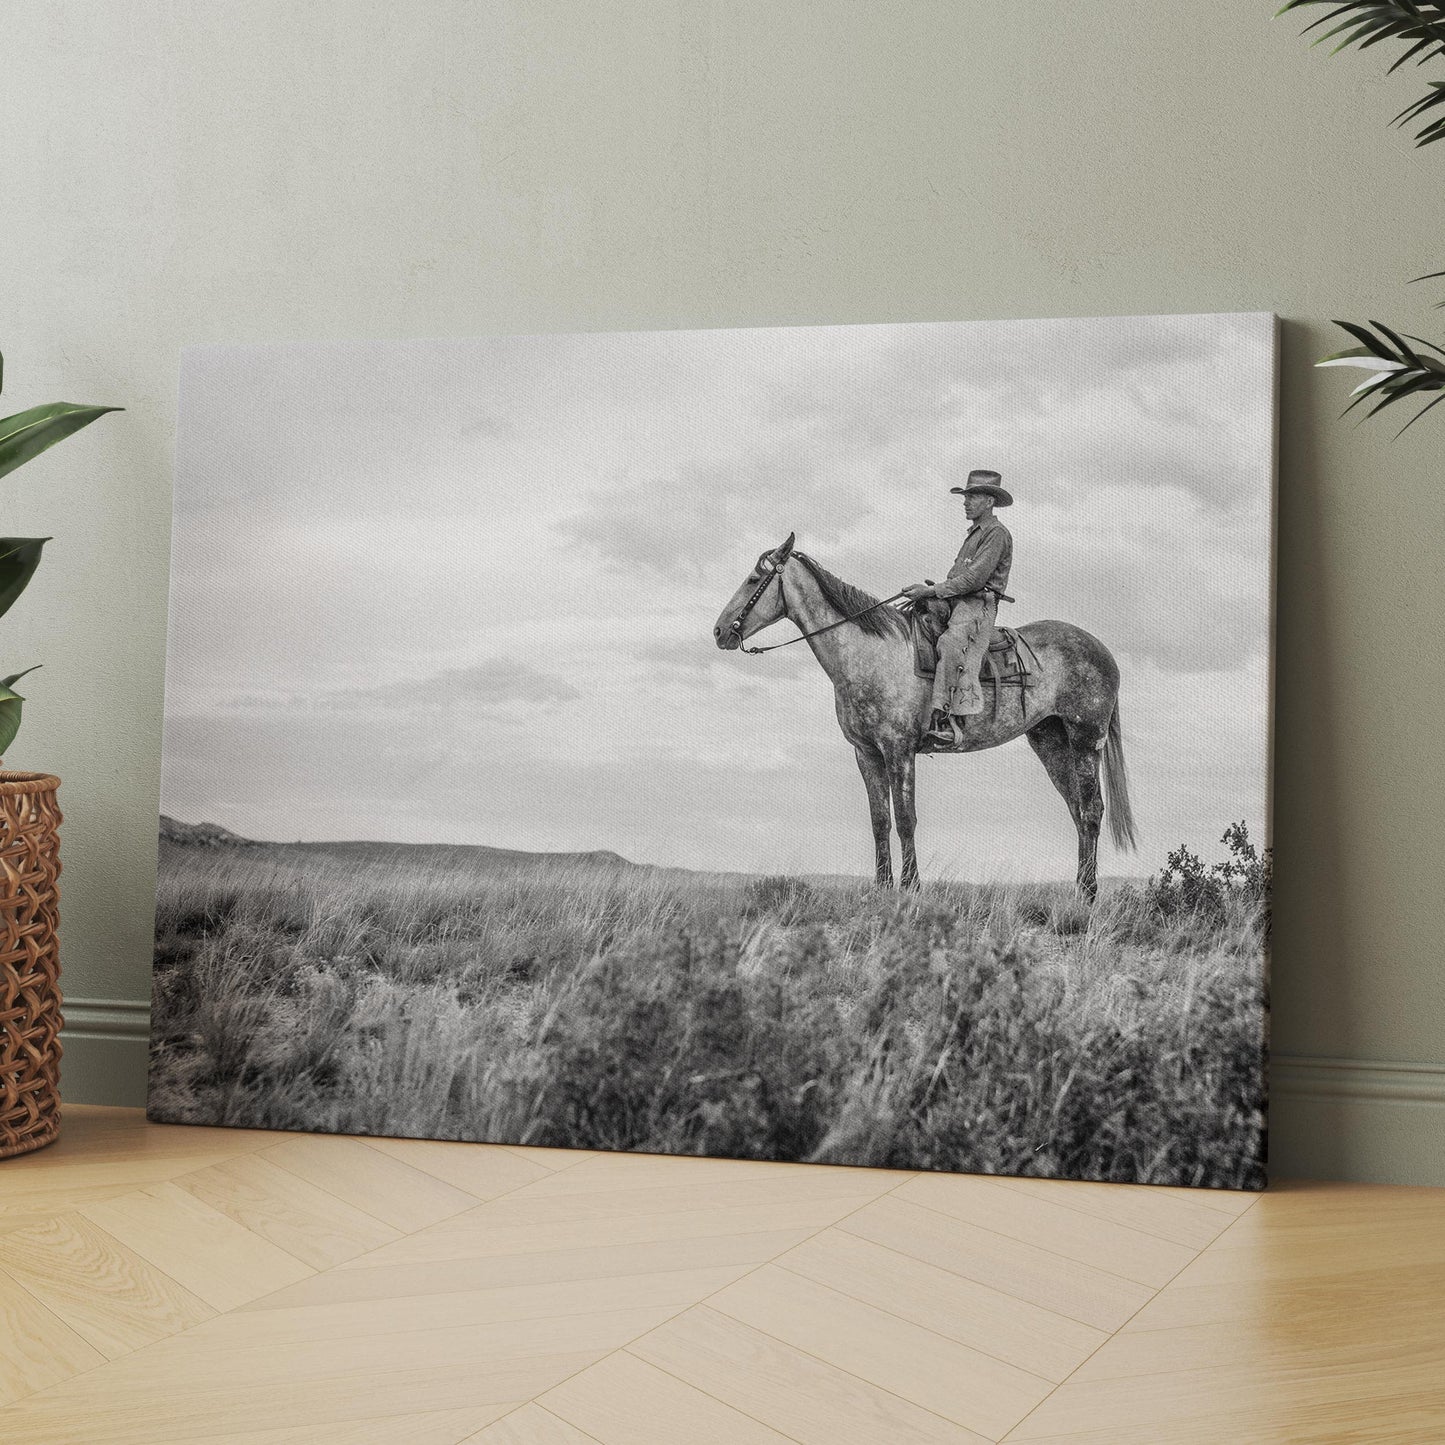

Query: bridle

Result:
[729,548,909,655]
[729,550,787,652]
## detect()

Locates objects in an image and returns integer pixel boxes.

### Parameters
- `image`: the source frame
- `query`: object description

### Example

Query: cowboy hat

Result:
[950,468,1013,507]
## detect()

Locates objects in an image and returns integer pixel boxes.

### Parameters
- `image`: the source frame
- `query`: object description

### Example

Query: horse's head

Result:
[713,532,795,650]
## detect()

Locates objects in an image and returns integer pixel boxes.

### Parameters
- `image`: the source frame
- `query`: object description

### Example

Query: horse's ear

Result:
[774,532,796,564]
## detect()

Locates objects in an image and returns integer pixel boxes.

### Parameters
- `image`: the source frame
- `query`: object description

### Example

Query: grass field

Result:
[149,834,1268,1190]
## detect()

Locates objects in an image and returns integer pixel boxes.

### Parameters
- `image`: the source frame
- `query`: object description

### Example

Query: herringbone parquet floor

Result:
[0,1106,1441,1443]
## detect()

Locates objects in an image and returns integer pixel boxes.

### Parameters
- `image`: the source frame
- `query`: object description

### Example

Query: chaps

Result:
[931,593,998,716]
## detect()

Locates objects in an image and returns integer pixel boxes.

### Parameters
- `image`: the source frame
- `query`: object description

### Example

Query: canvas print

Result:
[150,313,1275,1190]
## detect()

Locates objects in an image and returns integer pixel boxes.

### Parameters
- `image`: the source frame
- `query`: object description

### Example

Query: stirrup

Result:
[925,713,963,748]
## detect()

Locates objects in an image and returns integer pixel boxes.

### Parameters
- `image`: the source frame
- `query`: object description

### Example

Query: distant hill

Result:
[159,817,261,849]
[158,816,638,872]
[158,816,877,885]
[157,816,1116,888]
[282,839,637,870]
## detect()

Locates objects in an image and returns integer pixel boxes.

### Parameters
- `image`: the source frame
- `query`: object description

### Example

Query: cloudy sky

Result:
[162,313,1275,881]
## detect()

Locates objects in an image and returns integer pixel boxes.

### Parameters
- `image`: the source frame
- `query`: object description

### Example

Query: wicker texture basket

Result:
[0,772,62,1159]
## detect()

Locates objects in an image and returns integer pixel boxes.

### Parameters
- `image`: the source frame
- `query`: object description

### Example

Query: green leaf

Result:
[0,538,49,623]
[0,667,42,756]
[0,681,26,755]
[0,401,122,484]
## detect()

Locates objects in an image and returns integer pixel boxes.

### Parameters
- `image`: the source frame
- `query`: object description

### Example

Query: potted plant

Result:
[0,351,118,1157]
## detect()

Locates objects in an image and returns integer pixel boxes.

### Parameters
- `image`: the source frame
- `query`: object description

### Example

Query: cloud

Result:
[553,449,869,584]
[209,658,579,716]
[165,315,1275,879]
[637,634,812,683]
[361,659,579,709]
[553,313,1270,606]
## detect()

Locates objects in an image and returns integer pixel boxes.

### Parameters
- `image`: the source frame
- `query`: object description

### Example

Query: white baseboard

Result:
[54,1000,1445,1185]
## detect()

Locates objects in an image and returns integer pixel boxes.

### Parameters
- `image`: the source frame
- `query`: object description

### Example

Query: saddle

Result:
[910,600,1041,721]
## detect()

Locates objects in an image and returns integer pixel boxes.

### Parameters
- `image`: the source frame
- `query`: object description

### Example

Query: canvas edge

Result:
[138,312,1285,1192]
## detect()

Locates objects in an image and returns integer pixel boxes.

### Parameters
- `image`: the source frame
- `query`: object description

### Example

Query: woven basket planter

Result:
[0,771,63,1159]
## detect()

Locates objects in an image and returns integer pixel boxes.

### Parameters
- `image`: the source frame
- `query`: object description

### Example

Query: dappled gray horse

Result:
[713,533,1136,898]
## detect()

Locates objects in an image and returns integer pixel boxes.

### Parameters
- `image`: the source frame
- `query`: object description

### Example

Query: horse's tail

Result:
[1102,700,1138,853]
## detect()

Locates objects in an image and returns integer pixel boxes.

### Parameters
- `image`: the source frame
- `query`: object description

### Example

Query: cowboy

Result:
[902,469,1014,747]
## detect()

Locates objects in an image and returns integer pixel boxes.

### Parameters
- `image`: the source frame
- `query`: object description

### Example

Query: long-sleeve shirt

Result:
[933,515,1012,601]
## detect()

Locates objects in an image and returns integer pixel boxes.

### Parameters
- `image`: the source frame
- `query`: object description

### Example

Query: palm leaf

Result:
[1371,317,1427,365]
[1333,318,1405,356]
[1317,319,1445,429]
[1363,371,1443,415]
[1279,1,1445,142]
[1408,268,1445,306]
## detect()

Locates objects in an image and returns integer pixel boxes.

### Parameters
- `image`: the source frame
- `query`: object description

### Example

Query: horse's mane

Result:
[793,553,909,641]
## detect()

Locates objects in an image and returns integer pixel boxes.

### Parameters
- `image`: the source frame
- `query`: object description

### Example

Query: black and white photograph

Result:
[149,312,1275,1191]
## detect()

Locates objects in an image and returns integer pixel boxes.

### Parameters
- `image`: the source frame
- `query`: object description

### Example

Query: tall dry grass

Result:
[149,843,1267,1190]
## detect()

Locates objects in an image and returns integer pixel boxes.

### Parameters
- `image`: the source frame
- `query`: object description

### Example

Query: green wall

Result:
[7,2,1444,1182]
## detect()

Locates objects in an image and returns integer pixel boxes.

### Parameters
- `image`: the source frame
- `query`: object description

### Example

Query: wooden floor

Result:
[0,1110,1440,1444]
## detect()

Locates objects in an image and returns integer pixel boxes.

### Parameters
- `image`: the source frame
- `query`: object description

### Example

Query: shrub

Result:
[1146,822,1272,932]
[741,874,826,922]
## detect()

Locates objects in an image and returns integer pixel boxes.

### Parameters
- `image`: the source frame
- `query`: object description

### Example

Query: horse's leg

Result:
[885,748,920,891]
[1025,717,1093,898]
[854,744,895,888]
[1063,722,1107,903]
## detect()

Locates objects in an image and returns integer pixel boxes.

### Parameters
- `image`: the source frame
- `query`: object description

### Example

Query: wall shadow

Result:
[1268,317,1358,1176]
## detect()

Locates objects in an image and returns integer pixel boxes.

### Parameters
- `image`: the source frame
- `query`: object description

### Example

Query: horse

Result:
[712,532,1136,898]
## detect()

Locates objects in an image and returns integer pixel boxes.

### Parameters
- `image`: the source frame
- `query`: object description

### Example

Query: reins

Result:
[740,595,909,653]
[732,552,909,654]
